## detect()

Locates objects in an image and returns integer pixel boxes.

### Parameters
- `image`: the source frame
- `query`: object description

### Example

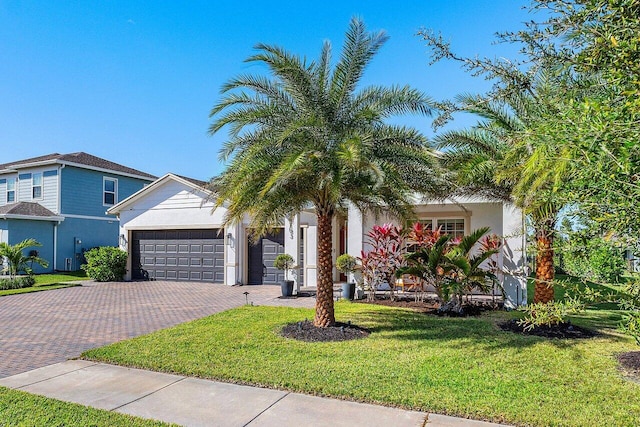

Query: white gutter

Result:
[0,214,64,221]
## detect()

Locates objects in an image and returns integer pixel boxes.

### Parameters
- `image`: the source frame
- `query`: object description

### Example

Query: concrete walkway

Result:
[0,360,510,427]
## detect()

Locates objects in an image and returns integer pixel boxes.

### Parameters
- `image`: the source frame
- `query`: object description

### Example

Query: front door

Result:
[247,229,285,284]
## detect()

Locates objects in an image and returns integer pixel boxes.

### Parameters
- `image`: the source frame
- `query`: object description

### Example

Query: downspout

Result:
[53,222,58,272]
[56,164,65,271]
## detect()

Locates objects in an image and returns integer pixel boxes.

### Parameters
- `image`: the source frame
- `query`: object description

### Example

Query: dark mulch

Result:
[281,320,370,342]
[499,319,597,339]
[277,292,314,299]
[618,351,640,378]
[357,297,501,317]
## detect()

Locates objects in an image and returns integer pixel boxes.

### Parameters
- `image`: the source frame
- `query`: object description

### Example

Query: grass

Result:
[0,271,88,297]
[83,301,640,427]
[0,386,172,426]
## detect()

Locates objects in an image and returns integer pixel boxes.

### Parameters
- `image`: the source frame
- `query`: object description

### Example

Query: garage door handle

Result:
[262,264,267,277]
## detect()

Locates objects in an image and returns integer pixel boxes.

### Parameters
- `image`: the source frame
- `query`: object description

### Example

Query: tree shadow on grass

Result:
[350,306,628,351]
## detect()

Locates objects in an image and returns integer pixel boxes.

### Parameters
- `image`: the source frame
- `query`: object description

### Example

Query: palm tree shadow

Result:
[353,307,627,350]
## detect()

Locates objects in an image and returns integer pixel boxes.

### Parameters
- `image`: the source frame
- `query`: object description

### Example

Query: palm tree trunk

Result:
[533,221,555,303]
[314,211,336,327]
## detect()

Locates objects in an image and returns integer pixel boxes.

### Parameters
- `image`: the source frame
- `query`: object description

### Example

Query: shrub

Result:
[81,247,128,282]
[335,254,357,275]
[518,299,584,330]
[560,235,626,283]
[0,275,35,290]
[273,253,295,280]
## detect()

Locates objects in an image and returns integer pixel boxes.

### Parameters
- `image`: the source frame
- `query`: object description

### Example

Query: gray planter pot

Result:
[281,280,294,297]
[342,282,355,300]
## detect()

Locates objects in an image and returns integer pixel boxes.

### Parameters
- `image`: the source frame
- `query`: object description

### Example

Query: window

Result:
[437,218,465,239]
[32,173,42,199]
[103,178,117,205]
[6,178,15,203]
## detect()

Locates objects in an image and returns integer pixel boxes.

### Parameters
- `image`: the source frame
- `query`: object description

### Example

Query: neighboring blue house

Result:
[0,152,156,273]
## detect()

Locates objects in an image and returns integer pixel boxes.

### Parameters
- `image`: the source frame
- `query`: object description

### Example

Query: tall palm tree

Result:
[209,18,441,327]
[434,84,563,304]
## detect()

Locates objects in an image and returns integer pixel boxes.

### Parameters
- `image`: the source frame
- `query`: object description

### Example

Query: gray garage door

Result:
[131,229,224,282]
[247,229,285,285]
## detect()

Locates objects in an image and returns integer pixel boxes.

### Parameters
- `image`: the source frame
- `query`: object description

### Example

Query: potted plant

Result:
[336,254,358,300]
[273,253,296,297]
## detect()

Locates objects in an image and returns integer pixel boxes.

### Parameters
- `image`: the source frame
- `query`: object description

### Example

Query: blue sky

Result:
[0,1,534,180]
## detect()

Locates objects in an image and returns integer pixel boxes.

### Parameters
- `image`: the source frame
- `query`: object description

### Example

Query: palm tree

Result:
[433,84,563,304]
[209,18,440,327]
[0,239,49,278]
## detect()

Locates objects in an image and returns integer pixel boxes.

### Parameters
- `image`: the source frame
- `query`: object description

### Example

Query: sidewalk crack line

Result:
[243,391,290,426]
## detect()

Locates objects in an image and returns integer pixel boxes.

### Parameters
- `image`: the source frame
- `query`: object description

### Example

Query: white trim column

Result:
[501,204,527,308]
[284,215,300,291]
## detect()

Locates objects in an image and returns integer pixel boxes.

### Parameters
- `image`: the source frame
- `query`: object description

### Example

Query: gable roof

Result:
[0,152,156,180]
[107,173,219,215]
[0,202,64,221]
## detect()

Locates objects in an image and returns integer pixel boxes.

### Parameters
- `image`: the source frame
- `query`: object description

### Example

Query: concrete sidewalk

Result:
[0,361,510,427]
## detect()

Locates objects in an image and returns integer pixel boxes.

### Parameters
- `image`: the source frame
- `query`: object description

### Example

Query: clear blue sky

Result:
[0,1,534,180]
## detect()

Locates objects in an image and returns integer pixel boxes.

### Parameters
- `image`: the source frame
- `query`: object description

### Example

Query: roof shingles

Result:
[0,202,59,218]
[0,152,156,180]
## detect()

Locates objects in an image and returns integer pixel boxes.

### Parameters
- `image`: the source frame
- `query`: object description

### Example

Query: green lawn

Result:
[83,302,640,427]
[0,271,88,297]
[0,387,172,426]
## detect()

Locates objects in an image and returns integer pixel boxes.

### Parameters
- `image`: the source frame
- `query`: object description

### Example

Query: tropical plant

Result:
[0,238,49,278]
[273,253,296,281]
[397,226,501,312]
[208,18,440,326]
[396,232,451,303]
[81,247,127,282]
[360,223,406,301]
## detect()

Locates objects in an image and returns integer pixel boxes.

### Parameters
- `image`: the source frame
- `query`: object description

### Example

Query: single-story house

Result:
[107,173,527,307]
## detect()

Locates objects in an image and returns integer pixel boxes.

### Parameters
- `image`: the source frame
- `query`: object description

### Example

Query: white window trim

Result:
[32,172,43,200]
[413,213,471,237]
[6,177,16,203]
[103,177,118,206]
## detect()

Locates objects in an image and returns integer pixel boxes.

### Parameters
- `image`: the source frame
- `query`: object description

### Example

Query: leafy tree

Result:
[209,18,441,327]
[0,239,49,278]
[422,0,640,236]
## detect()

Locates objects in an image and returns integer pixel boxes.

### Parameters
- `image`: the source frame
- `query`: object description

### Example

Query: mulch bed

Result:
[281,320,370,342]
[356,297,501,317]
[498,319,597,339]
[617,351,640,380]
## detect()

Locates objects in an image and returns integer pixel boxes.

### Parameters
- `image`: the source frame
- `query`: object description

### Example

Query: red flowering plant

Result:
[359,223,406,301]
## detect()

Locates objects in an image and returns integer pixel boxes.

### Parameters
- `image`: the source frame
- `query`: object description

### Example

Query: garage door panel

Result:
[132,229,224,282]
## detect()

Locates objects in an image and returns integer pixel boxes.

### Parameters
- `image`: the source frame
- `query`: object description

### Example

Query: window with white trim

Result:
[103,178,117,205]
[32,173,43,199]
[6,178,15,203]
[436,218,466,239]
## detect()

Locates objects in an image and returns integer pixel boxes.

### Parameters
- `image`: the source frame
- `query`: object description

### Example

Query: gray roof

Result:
[175,174,209,188]
[0,152,156,180]
[0,202,59,218]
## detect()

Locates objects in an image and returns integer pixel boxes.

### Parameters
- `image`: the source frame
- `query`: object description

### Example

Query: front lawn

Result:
[0,387,171,426]
[83,302,640,426]
[0,271,88,297]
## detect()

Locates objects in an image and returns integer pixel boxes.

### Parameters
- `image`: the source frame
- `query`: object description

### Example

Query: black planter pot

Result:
[342,282,355,300]
[281,280,294,297]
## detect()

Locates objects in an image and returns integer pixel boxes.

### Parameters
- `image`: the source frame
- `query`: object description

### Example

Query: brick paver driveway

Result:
[0,281,315,378]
